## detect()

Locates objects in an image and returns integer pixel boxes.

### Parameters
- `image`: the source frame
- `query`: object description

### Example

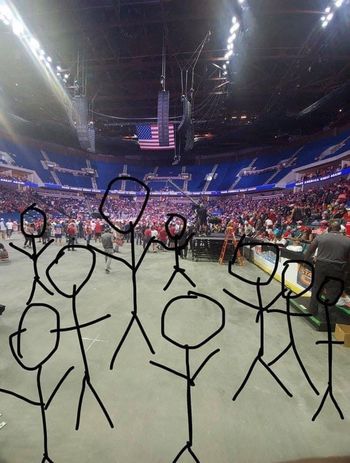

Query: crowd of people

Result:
[0,178,350,252]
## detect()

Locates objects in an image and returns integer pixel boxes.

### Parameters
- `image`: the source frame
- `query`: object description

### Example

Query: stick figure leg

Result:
[135,314,155,354]
[188,446,200,463]
[232,355,259,401]
[173,444,189,463]
[259,359,293,397]
[268,343,292,367]
[27,280,37,305]
[329,389,344,420]
[87,380,114,428]
[75,375,87,430]
[180,270,196,288]
[163,269,177,291]
[42,455,54,463]
[292,345,319,396]
[110,315,136,370]
[312,387,329,421]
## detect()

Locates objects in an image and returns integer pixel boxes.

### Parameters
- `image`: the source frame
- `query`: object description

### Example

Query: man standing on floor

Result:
[304,221,350,323]
[101,227,114,274]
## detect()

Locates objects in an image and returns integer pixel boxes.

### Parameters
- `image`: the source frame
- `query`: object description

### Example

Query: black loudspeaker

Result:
[157,90,170,146]
[0,305,5,316]
[178,96,194,153]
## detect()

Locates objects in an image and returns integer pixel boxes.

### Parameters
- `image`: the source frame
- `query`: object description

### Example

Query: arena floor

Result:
[1,235,350,463]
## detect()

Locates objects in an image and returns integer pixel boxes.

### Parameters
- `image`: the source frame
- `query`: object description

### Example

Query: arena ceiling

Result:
[1,0,350,155]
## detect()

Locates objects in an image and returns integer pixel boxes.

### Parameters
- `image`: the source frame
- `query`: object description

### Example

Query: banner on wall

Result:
[252,247,312,297]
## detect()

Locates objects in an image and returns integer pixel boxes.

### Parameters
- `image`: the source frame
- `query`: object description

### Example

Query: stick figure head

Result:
[20,204,46,238]
[228,235,280,286]
[99,176,150,234]
[46,245,96,297]
[316,276,344,306]
[281,259,314,299]
[161,291,225,350]
[165,213,187,240]
[9,303,60,371]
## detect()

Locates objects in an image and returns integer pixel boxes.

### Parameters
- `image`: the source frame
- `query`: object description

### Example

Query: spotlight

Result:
[232,16,237,23]
[223,64,227,69]
[322,20,328,27]
[45,61,51,68]
[335,0,343,6]
[56,65,62,71]
[320,16,326,21]
[46,56,52,63]
[227,43,233,50]
[226,60,229,64]
[326,12,334,21]
[223,71,228,76]
[325,6,331,12]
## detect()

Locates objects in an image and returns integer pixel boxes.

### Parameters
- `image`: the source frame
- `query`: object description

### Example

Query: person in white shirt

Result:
[0,219,6,240]
[5,220,13,238]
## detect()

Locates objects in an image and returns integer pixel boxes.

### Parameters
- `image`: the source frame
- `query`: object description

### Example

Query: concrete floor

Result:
[0,235,350,463]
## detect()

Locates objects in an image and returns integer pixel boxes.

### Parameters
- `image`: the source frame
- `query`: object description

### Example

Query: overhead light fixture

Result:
[322,20,328,27]
[327,12,334,20]
[335,0,343,7]
[46,56,52,63]
[320,15,326,21]
[232,16,237,23]
[325,6,331,12]
[56,65,62,72]
[223,64,227,69]
[64,73,69,79]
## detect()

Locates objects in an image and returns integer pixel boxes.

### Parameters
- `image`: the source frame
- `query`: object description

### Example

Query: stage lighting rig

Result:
[320,0,346,28]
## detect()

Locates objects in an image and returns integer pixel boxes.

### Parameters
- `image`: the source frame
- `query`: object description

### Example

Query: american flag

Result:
[136,124,175,150]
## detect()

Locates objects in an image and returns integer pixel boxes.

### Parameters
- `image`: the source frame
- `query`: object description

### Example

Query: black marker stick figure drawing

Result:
[150,291,225,463]
[267,260,319,396]
[93,176,157,370]
[155,214,196,291]
[312,277,345,421]
[9,204,54,305]
[46,245,114,429]
[0,303,74,463]
[223,237,293,400]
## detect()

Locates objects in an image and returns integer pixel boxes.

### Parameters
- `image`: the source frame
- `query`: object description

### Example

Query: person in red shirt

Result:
[66,220,77,249]
[143,226,152,249]
[94,220,103,242]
